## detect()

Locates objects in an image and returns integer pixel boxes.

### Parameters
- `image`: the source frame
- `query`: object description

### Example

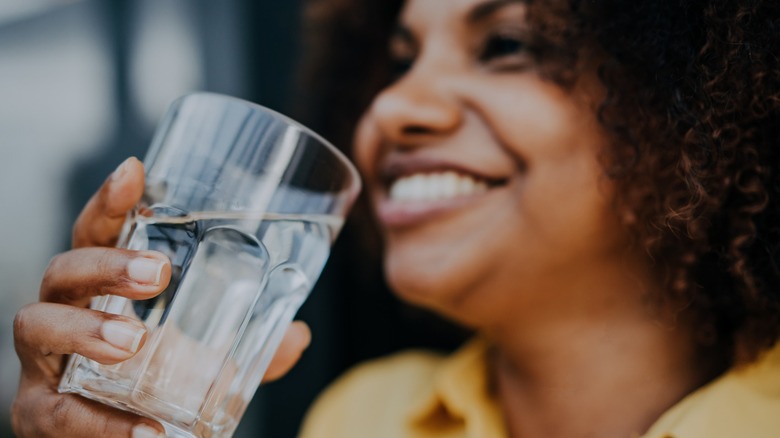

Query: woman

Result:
[12,0,780,437]
[295,0,780,436]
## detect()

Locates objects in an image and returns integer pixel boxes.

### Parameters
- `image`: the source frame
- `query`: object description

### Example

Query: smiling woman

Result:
[8,0,780,436]
[298,0,780,437]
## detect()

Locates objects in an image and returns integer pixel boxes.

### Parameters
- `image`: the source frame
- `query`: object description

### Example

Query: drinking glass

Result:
[58,93,361,437]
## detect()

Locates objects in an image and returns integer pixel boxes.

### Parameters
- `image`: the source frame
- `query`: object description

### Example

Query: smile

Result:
[388,171,489,202]
[377,168,508,228]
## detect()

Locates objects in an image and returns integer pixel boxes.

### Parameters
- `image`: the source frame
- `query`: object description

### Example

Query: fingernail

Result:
[128,257,164,285]
[111,157,133,182]
[132,424,165,438]
[102,320,145,353]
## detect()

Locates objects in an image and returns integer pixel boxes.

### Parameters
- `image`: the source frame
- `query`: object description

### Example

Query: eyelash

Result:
[390,57,413,79]
[389,32,528,78]
[478,33,527,65]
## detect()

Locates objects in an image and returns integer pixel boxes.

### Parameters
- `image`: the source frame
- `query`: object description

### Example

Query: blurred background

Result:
[0,0,464,436]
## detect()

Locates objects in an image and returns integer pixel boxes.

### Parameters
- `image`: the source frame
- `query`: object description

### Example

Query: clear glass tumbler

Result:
[59,93,361,437]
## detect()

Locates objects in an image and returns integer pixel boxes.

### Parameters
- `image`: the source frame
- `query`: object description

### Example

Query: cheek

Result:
[523,144,614,237]
[518,143,621,266]
[477,77,603,165]
[524,180,621,270]
[471,78,622,261]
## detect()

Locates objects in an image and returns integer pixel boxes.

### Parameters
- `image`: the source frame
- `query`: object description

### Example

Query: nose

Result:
[369,68,462,146]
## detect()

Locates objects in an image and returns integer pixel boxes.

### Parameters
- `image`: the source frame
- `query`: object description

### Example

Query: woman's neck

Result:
[484,266,728,438]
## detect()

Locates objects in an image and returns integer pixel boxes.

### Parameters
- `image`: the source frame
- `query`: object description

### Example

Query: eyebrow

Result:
[390,25,414,45]
[391,0,525,45]
[467,0,525,23]
[392,24,413,39]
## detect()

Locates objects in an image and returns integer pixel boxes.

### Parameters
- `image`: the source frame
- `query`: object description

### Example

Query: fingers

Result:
[73,157,145,249]
[41,247,170,307]
[263,321,312,382]
[14,303,148,380]
[12,386,165,438]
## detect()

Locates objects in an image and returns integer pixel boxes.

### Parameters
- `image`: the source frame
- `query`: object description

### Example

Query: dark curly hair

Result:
[301,0,780,364]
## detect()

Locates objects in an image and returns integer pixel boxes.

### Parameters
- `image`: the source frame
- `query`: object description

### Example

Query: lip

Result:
[376,191,494,228]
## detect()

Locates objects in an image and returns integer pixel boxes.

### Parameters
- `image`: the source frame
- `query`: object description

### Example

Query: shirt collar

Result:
[406,339,780,438]
[407,338,507,437]
[642,342,780,438]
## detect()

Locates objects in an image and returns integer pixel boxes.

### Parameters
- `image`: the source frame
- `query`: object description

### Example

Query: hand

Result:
[11,157,312,437]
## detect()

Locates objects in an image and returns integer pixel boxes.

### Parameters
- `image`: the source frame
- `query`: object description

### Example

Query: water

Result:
[122,207,341,329]
[60,205,341,437]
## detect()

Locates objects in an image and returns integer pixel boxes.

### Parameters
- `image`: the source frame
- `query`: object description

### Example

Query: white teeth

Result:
[388,172,489,202]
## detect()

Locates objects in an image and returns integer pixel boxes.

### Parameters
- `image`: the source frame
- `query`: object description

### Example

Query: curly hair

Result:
[302,0,780,364]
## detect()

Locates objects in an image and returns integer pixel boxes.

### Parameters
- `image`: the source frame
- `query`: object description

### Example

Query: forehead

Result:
[401,0,488,16]
[399,0,525,31]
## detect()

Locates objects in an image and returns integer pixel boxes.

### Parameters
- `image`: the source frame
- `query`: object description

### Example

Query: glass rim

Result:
[173,92,362,197]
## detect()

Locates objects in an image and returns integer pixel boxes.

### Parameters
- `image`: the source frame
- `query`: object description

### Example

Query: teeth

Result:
[389,172,489,202]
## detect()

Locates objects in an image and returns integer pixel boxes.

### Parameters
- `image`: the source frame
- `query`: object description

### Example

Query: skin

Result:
[355,0,720,437]
[11,157,311,438]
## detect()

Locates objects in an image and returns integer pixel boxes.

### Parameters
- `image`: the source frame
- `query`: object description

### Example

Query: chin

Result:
[385,263,446,306]
[382,248,485,327]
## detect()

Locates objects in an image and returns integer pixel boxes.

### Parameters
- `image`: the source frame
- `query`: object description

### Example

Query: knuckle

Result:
[49,395,121,438]
[72,200,100,244]
[13,304,32,342]
[95,251,112,277]
[50,395,75,432]
[95,249,123,288]
[71,216,84,245]
[40,254,64,292]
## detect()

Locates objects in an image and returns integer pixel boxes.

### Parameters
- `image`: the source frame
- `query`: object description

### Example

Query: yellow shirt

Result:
[299,339,780,438]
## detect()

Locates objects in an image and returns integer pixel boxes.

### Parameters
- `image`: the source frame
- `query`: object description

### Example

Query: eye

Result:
[478,32,528,69]
[389,56,414,79]
[388,28,417,81]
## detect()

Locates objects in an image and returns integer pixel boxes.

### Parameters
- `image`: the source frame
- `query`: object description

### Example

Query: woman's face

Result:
[354,0,631,326]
